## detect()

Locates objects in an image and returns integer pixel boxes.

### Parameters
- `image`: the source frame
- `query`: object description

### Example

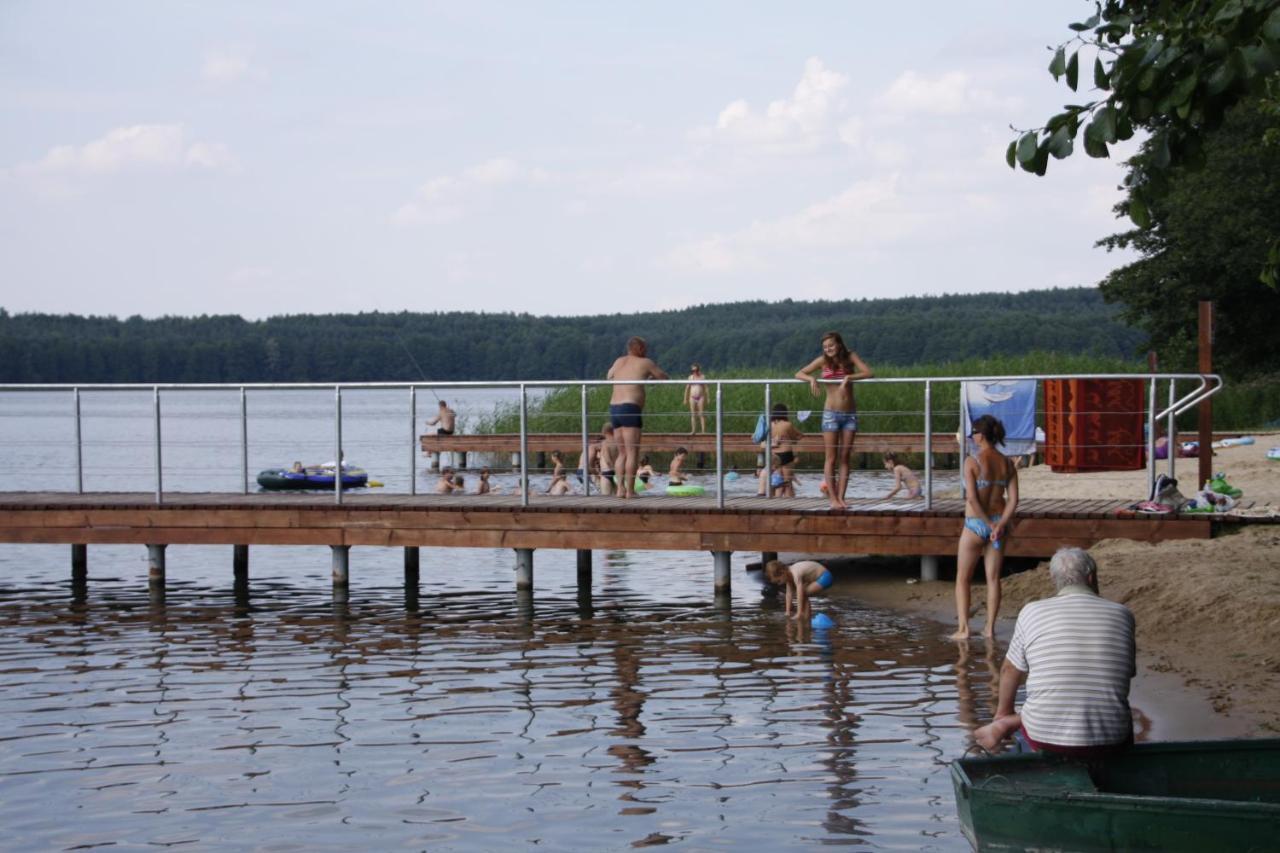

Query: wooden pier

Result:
[0,492,1218,592]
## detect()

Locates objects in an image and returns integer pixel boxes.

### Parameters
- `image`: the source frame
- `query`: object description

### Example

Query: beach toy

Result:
[725,471,740,481]
[1208,474,1243,499]
[1217,436,1255,447]
[1268,447,1280,461]
[811,613,835,630]
[665,484,705,497]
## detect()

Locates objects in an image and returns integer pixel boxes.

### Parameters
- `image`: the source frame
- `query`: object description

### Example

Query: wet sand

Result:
[800,434,1280,740]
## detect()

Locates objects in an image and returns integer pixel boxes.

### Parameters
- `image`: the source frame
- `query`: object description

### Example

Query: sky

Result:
[0,1,1139,319]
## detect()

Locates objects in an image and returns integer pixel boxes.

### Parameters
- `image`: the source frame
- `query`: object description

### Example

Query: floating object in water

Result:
[811,613,835,630]
[725,471,740,481]
[665,484,705,497]
[612,477,647,492]
[257,466,369,490]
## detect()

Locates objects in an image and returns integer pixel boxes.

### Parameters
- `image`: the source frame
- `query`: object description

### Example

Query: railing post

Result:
[73,387,83,494]
[715,381,724,509]
[334,386,343,506]
[152,386,163,505]
[1167,379,1177,482]
[581,383,590,497]
[240,386,248,494]
[1146,376,1157,500]
[519,383,529,507]
[923,380,933,510]
[409,386,418,496]
[763,383,772,498]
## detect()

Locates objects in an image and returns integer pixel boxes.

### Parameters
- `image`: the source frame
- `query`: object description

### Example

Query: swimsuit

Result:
[609,403,643,429]
[821,410,858,432]
[776,450,796,466]
[815,569,834,589]
[770,471,785,488]
[437,427,454,435]
[963,514,1003,550]
[906,486,922,499]
[601,469,616,477]
[638,473,650,484]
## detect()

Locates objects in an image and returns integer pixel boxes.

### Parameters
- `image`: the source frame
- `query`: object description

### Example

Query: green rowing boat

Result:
[951,738,1280,851]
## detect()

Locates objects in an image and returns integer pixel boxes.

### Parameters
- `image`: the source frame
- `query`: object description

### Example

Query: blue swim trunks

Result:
[963,515,1003,550]
[816,569,834,589]
[821,409,859,433]
[770,471,785,488]
[609,403,643,429]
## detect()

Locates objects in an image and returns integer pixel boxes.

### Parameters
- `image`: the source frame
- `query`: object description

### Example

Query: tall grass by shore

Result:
[475,352,1278,437]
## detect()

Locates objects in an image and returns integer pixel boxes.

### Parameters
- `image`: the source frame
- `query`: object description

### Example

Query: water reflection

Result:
[0,548,984,851]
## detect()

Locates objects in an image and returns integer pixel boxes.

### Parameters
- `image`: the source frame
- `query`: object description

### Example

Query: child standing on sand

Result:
[764,559,834,621]
[883,453,922,500]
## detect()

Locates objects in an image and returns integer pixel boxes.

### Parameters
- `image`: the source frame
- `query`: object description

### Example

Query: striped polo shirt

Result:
[1007,585,1136,747]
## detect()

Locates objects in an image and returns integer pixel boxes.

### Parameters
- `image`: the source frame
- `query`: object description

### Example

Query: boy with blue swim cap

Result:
[765,559,833,621]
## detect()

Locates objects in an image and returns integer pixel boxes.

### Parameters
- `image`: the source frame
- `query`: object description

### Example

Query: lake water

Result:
[0,390,984,851]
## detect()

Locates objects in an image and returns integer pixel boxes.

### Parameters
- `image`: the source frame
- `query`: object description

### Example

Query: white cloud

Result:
[662,175,918,274]
[391,157,550,227]
[710,57,849,151]
[876,70,1020,117]
[7,124,237,192]
[201,46,257,84]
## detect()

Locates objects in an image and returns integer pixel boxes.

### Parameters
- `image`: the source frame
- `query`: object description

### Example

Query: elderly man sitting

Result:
[975,547,1136,756]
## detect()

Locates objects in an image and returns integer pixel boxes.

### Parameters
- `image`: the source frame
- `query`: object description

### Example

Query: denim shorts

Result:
[821,409,859,432]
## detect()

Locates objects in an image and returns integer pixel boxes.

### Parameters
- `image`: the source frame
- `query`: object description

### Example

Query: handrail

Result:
[0,372,1225,508]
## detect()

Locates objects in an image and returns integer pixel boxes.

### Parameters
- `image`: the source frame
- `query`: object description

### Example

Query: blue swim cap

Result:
[811,613,835,630]
[725,471,740,481]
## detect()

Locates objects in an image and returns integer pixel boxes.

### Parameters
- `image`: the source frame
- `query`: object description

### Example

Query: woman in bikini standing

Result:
[795,331,873,509]
[951,414,1019,640]
[684,364,708,434]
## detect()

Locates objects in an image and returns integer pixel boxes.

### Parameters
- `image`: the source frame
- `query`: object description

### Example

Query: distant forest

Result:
[0,288,1145,383]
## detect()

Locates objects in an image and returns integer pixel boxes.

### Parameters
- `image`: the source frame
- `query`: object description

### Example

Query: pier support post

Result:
[761,551,777,567]
[920,555,939,583]
[331,545,350,587]
[713,551,732,594]
[147,544,166,589]
[515,548,534,590]
[404,547,420,586]
[71,544,87,582]
[576,549,592,590]
[233,545,249,582]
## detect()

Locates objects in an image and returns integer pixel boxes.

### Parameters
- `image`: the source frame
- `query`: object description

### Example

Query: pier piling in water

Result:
[515,548,534,589]
[147,544,166,589]
[233,545,249,581]
[331,545,350,587]
[404,546,420,587]
[71,544,87,581]
[713,551,731,593]
[576,549,591,590]
[761,551,777,566]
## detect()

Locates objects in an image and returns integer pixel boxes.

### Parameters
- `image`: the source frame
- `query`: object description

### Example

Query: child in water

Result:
[883,453,922,500]
[668,447,689,486]
[764,559,834,621]
[476,467,493,495]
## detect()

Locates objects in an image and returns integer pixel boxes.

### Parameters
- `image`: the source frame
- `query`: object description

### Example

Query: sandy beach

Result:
[826,435,1280,738]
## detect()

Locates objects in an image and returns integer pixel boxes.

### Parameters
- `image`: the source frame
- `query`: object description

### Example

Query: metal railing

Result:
[0,373,1224,508]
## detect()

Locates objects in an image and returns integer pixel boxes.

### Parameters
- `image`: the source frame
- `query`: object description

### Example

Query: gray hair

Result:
[1048,547,1097,590]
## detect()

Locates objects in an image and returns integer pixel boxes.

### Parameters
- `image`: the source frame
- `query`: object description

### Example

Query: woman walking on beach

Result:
[951,414,1019,640]
[795,331,873,509]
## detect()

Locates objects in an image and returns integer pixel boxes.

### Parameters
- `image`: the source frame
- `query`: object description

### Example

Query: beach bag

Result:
[751,414,768,444]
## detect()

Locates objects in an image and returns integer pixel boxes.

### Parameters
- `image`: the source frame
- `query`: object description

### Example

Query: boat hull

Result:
[257,468,369,491]
[951,738,1280,851]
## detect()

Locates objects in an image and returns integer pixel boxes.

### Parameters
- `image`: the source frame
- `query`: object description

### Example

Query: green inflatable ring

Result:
[612,477,646,492]
[665,484,705,497]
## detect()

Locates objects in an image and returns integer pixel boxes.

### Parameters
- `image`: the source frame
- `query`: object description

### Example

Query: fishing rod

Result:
[394,332,442,403]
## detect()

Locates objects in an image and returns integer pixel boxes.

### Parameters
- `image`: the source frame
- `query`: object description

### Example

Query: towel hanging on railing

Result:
[960,380,1038,457]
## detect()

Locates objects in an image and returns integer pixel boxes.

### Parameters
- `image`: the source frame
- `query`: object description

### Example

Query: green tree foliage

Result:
[0,289,1142,383]
[1097,98,1280,377]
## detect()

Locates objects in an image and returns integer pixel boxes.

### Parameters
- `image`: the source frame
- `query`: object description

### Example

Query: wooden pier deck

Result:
[0,492,1212,558]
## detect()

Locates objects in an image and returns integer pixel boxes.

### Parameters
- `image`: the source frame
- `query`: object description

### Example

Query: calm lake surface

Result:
[0,390,984,851]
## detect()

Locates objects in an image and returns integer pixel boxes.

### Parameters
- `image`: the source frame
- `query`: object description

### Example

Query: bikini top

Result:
[975,461,1009,490]
[821,364,849,379]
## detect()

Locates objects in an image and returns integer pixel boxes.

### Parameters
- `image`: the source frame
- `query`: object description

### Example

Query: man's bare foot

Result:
[948,629,971,641]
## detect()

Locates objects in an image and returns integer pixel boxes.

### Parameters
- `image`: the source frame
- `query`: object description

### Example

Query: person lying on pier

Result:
[882,453,922,500]
[668,447,689,486]
[973,547,1135,758]
[764,559,834,621]
[426,400,457,435]
[597,423,618,496]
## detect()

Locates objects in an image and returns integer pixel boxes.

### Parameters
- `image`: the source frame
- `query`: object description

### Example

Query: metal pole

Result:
[334,386,343,506]
[1167,380,1177,483]
[581,383,590,497]
[763,383,772,498]
[923,380,933,510]
[73,388,83,494]
[409,386,418,496]
[519,384,529,507]
[153,387,163,505]
[1146,376,1157,500]
[715,381,724,509]
[240,387,249,494]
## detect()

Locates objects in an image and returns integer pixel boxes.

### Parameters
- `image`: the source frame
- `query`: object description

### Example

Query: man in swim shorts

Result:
[426,400,457,435]
[607,337,668,499]
[764,559,833,621]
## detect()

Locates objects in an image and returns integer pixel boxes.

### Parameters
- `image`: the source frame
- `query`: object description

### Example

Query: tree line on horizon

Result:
[0,288,1147,384]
